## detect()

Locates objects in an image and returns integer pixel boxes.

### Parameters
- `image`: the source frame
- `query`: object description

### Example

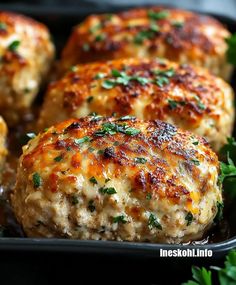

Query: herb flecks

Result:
[147,10,169,20]
[74,136,91,145]
[148,213,162,230]
[134,157,147,164]
[102,69,150,89]
[8,40,20,52]
[185,212,194,226]
[32,172,42,188]
[99,187,117,195]
[95,122,140,137]
[89,176,98,185]
[113,215,127,224]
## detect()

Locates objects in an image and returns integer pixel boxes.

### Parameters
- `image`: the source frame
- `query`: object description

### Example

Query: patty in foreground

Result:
[38,58,235,152]
[12,116,222,243]
[60,6,232,80]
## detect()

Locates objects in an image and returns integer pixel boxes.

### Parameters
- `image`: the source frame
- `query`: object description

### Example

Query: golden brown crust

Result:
[0,11,55,125]
[12,116,221,242]
[38,58,234,151]
[60,7,231,79]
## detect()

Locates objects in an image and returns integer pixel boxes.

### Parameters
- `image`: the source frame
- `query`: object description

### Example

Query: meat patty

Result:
[60,7,232,80]
[12,116,222,243]
[38,58,234,152]
[0,116,7,181]
[0,11,55,126]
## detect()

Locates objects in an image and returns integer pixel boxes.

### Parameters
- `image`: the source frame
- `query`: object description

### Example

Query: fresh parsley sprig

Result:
[226,33,236,66]
[182,250,236,285]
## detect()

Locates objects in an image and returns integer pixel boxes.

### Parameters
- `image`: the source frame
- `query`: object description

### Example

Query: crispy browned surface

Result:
[0,11,55,125]
[60,7,231,79]
[38,58,234,151]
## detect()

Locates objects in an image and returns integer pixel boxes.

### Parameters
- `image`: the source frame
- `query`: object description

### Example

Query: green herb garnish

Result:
[191,159,200,166]
[8,40,20,52]
[54,155,63,162]
[148,213,162,230]
[95,122,140,137]
[226,33,236,65]
[134,157,147,164]
[74,136,91,145]
[89,176,98,185]
[0,22,7,31]
[113,215,127,224]
[146,193,152,200]
[185,212,194,226]
[32,172,41,188]
[147,10,169,20]
[71,195,79,205]
[99,187,117,195]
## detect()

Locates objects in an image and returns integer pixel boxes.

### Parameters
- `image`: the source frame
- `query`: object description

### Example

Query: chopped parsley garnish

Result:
[95,122,140,137]
[89,112,103,122]
[113,141,119,146]
[147,10,169,20]
[89,176,97,185]
[102,69,150,89]
[74,136,91,145]
[88,200,96,212]
[82,43,90,52]
[87,96,94,103]
[0,22,7,31]
[95,33,106,42]
[88,147,95,152]
[8,40,20,52]
[134,157,147,164]
[172,21,184,28]
[54,155,63,162]
[105,178,111,183]
[71,195,79,205]
[168,99,186,110]
[194,95,206,110]
[94,73,106,79]
[99,187,117,195]
[153,68,175,87]
[185,212,193,226]
[148,213,162,230]
[113,215,127,224]
[146,193,152,200]
[97,149,104,155]
[32,172,41,188]
[134,26,158,44]
[191,159,200,166]
[192,141,199,145]
[226,33,236,65]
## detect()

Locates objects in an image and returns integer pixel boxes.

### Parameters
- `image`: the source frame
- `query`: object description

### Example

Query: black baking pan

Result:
[0,3,235,263]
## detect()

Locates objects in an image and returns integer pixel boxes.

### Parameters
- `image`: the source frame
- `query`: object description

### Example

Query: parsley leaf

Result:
[74,136,91,145]
[219,152,236,184]
[185,212,194,226]
[32,172,42,188]
[89,176,97,185]
[99,187,117,195]
[95,122,140,137]
[148,213,162,230]
[8,40,20,52]
[183,267,212,285]
[54,155,63,162]
[147,10,169,20]
[113,215,127,224]
[226,33,236,65]
[134,157,147,164]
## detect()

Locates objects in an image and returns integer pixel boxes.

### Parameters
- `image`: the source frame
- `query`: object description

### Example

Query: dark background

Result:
[0,1,235,284]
